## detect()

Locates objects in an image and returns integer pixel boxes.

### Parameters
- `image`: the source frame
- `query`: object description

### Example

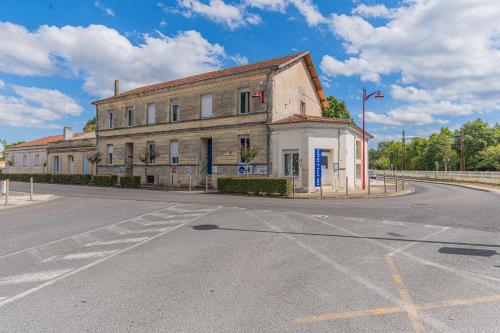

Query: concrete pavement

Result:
[0,181,499,332]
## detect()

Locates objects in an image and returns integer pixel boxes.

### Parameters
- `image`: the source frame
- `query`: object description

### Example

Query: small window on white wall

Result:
[201,95,212,118]
[356,140,362,160]
[283,150,299,177]
[147,103,156,125]
[300,101,306,115]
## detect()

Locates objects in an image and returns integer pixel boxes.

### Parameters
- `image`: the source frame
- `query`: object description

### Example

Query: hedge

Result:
[0,173,117,186]
[120,176,141,188]
[217,177,291,196]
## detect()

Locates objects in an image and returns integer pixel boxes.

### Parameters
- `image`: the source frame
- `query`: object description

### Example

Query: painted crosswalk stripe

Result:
[84,237,149,247]
[0,297,6,301]
[62,250,118,260]
[0,269,73,286]
[129,227,171,234]
[140,220,187,226]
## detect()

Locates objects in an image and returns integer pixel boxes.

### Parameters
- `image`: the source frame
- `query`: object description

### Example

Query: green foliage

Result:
[217,177,291,196]
[86,151,103,174]
[370,119,499,171]
[0,173,116,186]
[84,117,96,132]
[322,96,352,120]
[120,176,142,188]
[475,144,500,171]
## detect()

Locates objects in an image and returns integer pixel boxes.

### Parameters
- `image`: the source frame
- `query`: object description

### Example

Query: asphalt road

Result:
[0,181,499,332]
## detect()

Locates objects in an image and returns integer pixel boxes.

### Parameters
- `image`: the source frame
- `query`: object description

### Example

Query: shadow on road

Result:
[191,224,500,249]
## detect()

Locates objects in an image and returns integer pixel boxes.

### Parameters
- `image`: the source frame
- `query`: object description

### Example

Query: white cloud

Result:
[245,0,286,12]
[0,82,83,128]
[322,0,500,124]
[365,111,401,125]
[94,1,115,17]
[288,0,325,26]
[0,79,4,89]
[352,4,393,18]
[178,0,258,29]
[230,54,249,65]
[0,23,227,97]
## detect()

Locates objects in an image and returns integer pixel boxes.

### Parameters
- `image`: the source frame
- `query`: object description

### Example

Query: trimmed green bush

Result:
[0,173,116,187]
[217,177,291,196]
[0,173,51,183]
[91,175,118,186]
[120,176,141,188]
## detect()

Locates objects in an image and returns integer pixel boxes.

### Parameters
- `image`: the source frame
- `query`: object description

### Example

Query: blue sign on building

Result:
[314,148,322,187]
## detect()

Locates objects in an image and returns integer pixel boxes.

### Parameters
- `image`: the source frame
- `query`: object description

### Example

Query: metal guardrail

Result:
[375,170,500,185]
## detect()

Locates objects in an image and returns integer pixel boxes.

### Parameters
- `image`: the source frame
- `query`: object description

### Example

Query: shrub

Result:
[51,174,91,185]
[217,177,291,196]
[0,173,116,186]
[91,175,118,186]
[120,176,141,188]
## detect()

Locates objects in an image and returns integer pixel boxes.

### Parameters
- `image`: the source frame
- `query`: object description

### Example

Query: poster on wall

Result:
[314,148,322,187]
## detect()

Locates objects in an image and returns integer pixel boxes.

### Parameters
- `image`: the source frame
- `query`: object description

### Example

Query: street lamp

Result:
[362,88,383,190]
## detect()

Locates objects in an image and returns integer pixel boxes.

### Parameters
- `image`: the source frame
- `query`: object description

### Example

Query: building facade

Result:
[3,135,62,174]
[93,52,371,192]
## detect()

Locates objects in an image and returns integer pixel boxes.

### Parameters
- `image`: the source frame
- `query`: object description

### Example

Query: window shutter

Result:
[201,95,212,118]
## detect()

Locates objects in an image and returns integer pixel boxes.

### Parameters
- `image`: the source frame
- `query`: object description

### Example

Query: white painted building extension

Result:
[270,114,371,193]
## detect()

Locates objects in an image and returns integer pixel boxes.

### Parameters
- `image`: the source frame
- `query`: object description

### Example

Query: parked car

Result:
[368,170,377,179]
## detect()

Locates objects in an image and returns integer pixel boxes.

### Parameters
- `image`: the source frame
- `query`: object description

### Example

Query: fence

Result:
[375,170,500,185]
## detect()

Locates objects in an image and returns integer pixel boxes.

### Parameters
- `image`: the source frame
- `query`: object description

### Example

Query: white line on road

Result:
[381,220,404,226]
[0,269,73,286]
[84,237,149,247]
[0,206,221,308]
[62,251,118,260]
[139,220,188,226]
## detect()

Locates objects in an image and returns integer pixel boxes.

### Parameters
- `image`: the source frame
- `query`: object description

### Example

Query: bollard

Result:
[30,177,33,201]
[345,176,348,196]
[205,175,208,192]
[189,174,192,192]
[395,177,398,192]
[5,179,9,206]
[402,175,405,191]
[384,174,387,194]
[368,177,371,195]
[292,177,295,198]
[320,184,323,198]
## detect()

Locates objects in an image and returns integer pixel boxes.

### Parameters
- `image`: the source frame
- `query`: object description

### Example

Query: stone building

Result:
[3,135,62,174]
[92,52,371,192]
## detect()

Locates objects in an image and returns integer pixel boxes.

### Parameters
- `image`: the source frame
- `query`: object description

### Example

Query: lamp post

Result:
[362,88,383,190]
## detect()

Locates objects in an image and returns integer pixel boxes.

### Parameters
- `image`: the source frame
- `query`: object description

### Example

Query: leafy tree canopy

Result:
[84,117,96,132]
[322,96,352,120]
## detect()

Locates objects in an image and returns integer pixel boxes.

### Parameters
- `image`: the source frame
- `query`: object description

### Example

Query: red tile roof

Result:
[10,135,64,148]
[271,114,352,125]
[93,52,320,104]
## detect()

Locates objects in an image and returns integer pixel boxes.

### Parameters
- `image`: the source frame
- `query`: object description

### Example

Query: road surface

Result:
[0,181,499,332]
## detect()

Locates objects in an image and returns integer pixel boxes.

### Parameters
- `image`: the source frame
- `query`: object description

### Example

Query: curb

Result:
[292,186,415,199]
[405,178,500,194]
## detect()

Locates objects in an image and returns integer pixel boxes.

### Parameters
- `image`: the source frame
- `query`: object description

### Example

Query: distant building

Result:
[92,52,371,192]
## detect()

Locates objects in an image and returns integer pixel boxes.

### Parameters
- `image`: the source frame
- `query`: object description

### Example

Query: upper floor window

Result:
[22,154,27,167]
[170,100,180,122]
[108,110,113,129]
[356,140,362,160]
[127,107,134,127]
[147,103,156,125]
[240,90,250,114]
[107,144,114,165]
[170,140,179,165]
[34,154,40,166]
[201,95,212,118]
[300,101,306,116]
[147,142,156,165]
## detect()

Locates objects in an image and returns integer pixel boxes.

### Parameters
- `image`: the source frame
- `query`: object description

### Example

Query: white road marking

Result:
[128,227,171,234]
[40,255,61,263]
[140,220,187,226]
[0,205,221,308]
[0,297,5,302]
[381,220,404,226]
[0,269,73,286]
[0,204,182,260]
[84,237,149,247]
[62,250,118,260]
[387,226,450,256]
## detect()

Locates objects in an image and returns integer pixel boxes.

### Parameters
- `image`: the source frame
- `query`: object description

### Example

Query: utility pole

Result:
[402,129,406,172]
[460,128,465,171]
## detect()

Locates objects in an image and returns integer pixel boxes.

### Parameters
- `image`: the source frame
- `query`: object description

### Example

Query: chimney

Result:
[63,126,73,140]
[114,79,119,96]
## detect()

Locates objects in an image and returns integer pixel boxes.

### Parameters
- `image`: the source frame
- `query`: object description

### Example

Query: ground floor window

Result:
[239,136,250,163]
[356,163,361,179]
[283,150,299,177]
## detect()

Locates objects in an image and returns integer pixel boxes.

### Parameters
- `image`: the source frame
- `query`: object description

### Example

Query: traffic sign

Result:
[184,166,192,174]
[314,149,322,187]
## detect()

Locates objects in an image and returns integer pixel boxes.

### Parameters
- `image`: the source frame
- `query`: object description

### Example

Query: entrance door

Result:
[321,151,332,186]
[207,138,212,174]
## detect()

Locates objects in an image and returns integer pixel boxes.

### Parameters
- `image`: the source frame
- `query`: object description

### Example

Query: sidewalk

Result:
[405,178,500,195]
[0,192,55,210]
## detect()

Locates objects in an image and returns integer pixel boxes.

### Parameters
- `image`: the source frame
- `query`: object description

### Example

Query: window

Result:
[240,91,250,114]
[283,150,299,177]
[170,141,178,165]
[356,140,362,160]
[108,110,113,129]
[321,156,328,169]
[201,95,212,118]
[52,156,60,174]
[147,142,156,165]
[127,107,134,127]
[35,154,40,166]
[22,154,27,167]
[239,136,250,164]
[300,101,306,116]
[107,144,114,165]
[147,103,156,125]
[170,100,180,122]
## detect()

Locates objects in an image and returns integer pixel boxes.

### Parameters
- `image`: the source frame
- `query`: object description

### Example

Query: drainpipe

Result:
[265,72,272,177]
[95,104,99,175]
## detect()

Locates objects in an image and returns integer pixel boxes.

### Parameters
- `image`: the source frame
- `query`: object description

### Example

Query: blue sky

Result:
[0,0,498,148]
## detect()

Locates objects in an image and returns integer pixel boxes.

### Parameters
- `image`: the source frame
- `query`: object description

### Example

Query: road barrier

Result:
[376,170,500,185]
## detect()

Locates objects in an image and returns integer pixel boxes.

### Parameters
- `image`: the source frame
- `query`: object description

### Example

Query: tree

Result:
[86,151,102,175]
[84,117,96,132]
[138,147,160,184]
[240,146,261,179]
[0,139,6,160]
[454,119,497,170]
[322,96,352,120]
[476,144,500,171]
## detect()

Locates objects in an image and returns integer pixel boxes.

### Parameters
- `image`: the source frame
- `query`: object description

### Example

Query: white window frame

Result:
[107,144,114,165]
[283,150,299,177]
[239,90,250,115]
[127,107,134,127]
[22,154,27,167]
[108,110,113,129]
[147,142,156,165]
[239,136,250,164]
[170,100,180,122]
[147,103,156,125]
[34,154,40,166]
[201,95,212,119]
[355,139,362,161]
[170,140,179,165]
